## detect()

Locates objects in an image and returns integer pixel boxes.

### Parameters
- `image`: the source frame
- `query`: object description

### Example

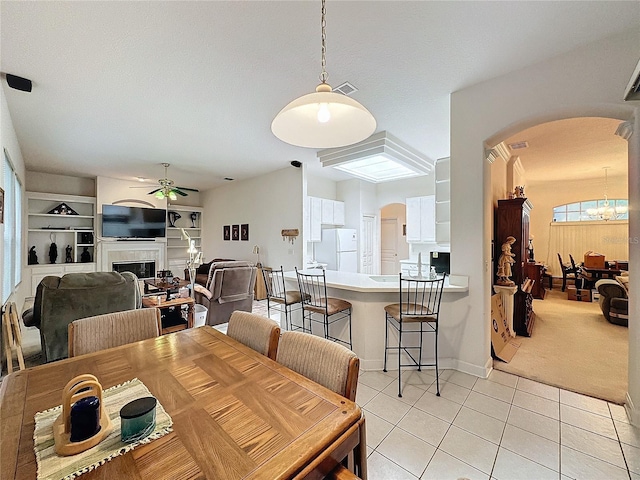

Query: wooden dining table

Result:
[0,327,365,480]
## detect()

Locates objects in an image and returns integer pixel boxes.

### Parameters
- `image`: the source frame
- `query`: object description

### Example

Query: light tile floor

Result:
[251,298,639,480]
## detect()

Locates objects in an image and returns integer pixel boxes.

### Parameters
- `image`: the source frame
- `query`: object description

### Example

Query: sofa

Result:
[595,275,628,327]
[193,261,257,326]
[23,271,141,362]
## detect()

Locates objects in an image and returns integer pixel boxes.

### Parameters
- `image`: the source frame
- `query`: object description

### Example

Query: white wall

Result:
[375,174,435,209]
[1,85,26,310]
[26,171,95,197]
[202,166,303,270]
[450,29,639,420]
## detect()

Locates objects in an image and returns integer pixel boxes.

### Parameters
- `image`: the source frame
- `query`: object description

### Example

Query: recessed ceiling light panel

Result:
[318,131,434,183]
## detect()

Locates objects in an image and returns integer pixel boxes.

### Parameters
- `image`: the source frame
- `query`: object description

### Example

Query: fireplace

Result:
[113,261,155,279]
[98,240,166,276]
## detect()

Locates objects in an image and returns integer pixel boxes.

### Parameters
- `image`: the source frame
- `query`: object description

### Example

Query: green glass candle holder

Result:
[119,397,156,443]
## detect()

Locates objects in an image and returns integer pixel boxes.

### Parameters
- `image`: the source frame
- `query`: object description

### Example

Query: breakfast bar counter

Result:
[284,270,469,370]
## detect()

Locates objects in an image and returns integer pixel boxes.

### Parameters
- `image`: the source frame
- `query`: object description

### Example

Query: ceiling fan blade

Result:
[148,188,161,194]
[175,187,199,192]
[172,189,188,197]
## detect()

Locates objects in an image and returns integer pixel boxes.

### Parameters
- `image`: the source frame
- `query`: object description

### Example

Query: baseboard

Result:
[361,356,491,379]
[625,392,639,426]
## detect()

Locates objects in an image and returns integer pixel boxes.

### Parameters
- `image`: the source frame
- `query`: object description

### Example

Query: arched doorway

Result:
[487,116,630,403]
[380,203,408,274]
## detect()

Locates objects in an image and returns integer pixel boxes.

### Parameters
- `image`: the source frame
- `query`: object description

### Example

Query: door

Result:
[381,218,399,274]
[361,215,375,274]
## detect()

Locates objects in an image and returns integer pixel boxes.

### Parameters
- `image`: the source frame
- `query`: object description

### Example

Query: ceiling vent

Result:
[508,141,529,150]
[333,82,358,96]
[624,57,640,101]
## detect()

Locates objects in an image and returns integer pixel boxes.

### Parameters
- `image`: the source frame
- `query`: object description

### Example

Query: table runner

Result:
[34,378,172,480]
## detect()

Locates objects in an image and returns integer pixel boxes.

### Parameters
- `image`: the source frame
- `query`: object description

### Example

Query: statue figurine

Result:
[49,242,58,264]
[190,212,198,228]
[28,246,39,265]
[496,236,516,286]
[168,211,181,228]
[65,245,73,263]
[80,247,91,263]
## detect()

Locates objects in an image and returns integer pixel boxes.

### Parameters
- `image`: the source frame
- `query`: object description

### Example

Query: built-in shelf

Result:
[29,213,94,219]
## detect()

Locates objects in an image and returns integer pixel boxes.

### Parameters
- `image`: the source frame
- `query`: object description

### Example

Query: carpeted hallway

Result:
[494,288,628,404]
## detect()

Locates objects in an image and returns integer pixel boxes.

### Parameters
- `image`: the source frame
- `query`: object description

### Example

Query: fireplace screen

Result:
[113,261,155,279]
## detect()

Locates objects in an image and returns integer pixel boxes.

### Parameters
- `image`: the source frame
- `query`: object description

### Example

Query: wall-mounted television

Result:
[102,205,166,238]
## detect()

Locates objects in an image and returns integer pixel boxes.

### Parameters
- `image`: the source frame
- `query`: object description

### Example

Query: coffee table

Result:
[144,277,190,294]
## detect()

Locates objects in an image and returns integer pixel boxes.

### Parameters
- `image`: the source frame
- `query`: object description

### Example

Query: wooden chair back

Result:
[227,311,280,360]
[68,308,161,357]
[276,331,359,401]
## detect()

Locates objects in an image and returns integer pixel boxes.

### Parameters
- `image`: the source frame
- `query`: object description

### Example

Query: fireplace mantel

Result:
[98,240,166,273]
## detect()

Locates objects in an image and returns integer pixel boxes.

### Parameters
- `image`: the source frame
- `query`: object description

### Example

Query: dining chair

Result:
[276,330,359,400]
[262,266,304,331]
[68,308,161,357]
[226,311,280,361]
[383,273,447,398]
[295,267,353,349]
[276,331,364,478]
[557,253,579,292]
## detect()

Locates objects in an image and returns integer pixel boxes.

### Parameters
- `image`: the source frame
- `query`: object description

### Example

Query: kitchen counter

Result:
[284,270,468,293]
[284,269,469,370]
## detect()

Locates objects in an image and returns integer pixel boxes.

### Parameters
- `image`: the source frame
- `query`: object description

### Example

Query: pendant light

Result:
[271,0,376,148]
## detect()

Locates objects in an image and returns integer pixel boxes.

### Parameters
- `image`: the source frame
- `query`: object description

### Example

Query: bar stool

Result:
[295,267,353,350]
[383,273,446,397]
[262,266,304,331]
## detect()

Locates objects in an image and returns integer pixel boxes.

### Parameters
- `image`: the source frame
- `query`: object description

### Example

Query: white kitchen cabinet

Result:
[309,196,322,242]
[308,197,345,241]
[405,195,435,243]
[321,199,334,224]
[332,201,345,226]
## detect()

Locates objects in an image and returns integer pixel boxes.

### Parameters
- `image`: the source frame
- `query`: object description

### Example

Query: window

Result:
[2,148,22,303]
[552,199,629,222]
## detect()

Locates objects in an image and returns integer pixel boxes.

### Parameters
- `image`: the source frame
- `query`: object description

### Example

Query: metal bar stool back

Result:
[295,267,353,349]
[384,273,447,397]
[262,266,304,331]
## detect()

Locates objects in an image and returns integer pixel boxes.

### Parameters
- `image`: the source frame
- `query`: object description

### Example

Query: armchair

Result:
[22,271,141,362]
[595,278,628,327]
[193,261,257,326]
[184,258,234,288]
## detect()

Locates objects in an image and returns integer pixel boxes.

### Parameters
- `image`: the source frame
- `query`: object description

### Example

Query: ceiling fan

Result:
[141,163,199,200]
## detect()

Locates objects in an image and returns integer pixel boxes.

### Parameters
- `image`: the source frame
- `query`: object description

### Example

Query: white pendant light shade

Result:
[272,84,376,148]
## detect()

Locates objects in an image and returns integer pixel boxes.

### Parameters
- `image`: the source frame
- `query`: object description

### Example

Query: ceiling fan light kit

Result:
[271,0,376,149]
[138,163,198,200]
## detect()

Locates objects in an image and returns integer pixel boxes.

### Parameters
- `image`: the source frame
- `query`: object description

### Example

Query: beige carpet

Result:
[494,289,628,404]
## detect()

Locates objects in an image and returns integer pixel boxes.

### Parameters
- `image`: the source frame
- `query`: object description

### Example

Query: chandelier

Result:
[586,167,628,221]
[271,0,376,148]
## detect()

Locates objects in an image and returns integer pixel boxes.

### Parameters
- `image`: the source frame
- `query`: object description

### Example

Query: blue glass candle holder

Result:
[119,397,157,443]
[70,396,101,442]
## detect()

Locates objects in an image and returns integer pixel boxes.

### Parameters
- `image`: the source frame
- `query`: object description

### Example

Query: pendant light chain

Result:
[319,0,328,84]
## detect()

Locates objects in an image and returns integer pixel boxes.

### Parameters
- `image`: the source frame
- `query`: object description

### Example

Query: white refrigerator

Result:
[315,229,358,273]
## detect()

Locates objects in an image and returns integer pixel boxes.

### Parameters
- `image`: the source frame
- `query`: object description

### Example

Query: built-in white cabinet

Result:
[405,195,435,243]
[166,205,203,273]
[26,192,98,295]
[308,196,345,242]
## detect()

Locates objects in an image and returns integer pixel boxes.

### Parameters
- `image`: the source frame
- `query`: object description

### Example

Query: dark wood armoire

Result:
[495,198,535,336]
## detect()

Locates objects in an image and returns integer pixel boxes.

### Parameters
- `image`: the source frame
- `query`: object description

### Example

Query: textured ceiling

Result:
[505,117,629,184]
[1,1,638,189]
